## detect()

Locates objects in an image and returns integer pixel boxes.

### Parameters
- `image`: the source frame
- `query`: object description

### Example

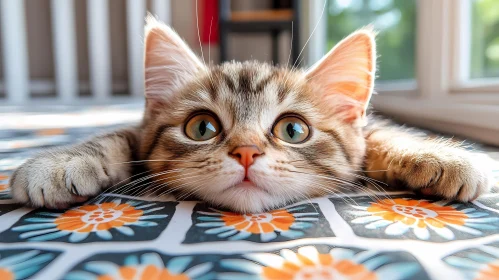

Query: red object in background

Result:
[200,0,219,44]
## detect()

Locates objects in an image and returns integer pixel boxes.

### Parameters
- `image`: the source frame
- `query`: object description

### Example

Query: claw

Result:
[71,183,80,196]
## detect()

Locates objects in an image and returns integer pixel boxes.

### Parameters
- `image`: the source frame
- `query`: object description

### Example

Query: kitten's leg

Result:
[10,126,140,208]
[363,124,494,201]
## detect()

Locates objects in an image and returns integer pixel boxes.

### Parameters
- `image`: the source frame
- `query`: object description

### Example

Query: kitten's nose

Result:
[230,145,263,168]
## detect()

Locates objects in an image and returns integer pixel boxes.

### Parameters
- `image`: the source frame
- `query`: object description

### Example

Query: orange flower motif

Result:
[97,265,189,280]
[220,209,295,234]
[13,198,168,242]
[262,253,376,280]
[66,253,214,280]
[367,198,467,229]
[220,246,421,279]
[55,202,143,232]
[476,261,499,280]
[445,244,499,279]
[0,184,7,192]
[0,269,13,280]
[197,205,319,241]
[352,197,499,241]
[0,250,55,279]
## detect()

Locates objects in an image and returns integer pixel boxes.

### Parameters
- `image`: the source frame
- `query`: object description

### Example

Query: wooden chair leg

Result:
[218,0,231,63]
[219,26,229,63]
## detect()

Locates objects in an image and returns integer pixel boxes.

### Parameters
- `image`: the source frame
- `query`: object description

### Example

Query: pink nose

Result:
[230,146,263,169]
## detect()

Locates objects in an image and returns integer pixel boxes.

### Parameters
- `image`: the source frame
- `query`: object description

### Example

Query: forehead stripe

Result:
[221,72,236,92]
[238,68,252,94]
[255,71,278,93]
[277,84,289,104]
[207,76,218,102]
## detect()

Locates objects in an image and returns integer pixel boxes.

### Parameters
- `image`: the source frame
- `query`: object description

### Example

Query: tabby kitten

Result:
[9,17,494,213]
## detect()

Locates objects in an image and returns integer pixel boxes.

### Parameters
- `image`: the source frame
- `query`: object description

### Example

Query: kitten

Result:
[9,17,494,213]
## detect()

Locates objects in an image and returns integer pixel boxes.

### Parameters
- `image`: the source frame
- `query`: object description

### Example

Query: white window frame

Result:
[306,0,499,145]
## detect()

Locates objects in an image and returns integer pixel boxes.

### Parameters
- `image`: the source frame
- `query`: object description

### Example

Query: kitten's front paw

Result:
[390,150,493,202]
[10,153,110,209]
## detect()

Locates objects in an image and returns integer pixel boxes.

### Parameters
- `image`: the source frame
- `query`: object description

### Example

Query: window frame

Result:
[306,0,499,145]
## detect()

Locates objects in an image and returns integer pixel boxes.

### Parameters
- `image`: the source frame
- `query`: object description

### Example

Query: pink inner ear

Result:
[306,30,376,121]
[143,16,205,105]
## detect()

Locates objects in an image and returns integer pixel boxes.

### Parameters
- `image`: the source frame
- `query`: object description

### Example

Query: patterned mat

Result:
[1,106,499,280]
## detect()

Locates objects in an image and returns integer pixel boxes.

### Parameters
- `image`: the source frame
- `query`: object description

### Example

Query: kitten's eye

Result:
[272,116,310,144]
[185,113,221,141]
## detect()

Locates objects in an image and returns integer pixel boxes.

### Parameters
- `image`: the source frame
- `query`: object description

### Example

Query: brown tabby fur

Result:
[9,17,494,213]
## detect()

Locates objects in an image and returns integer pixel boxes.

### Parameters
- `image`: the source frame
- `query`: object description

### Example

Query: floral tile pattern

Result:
[0,204,21,217]
[183,203,334,243]
[64,251,215,280]
[330,195,499,242]
[444,241,499,279]
[0,249,60,279]
[0,173,11,200]
[219,245,430,280]
[0,196,177,243]
[476,193,499,211]
[0,107,498,278]
[62,246,430,280]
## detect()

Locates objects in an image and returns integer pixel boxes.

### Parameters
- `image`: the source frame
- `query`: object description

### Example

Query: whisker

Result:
[292,177,358,206]
[85,170,153,204]
[286,21,294,68]
[287,169,387,202]
[120,168,204,196]
[176,175,216,201]
[110,159,205,165]
[91,169,186,202]
[292,0,326,70]
[132,170,207,198]
[195,0,205,64]
[156,173,210,199]
[208,16,213,65]
[281,180,320,212]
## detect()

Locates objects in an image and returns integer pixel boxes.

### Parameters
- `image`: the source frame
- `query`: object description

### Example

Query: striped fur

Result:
[139,61,366,212]
[10,18,494,212]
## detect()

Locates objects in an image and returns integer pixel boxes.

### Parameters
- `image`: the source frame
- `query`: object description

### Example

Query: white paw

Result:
[10,153,110,209]
[394,150,494,202]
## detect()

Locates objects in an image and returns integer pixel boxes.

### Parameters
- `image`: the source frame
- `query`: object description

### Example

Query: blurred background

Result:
[0,0,499,145]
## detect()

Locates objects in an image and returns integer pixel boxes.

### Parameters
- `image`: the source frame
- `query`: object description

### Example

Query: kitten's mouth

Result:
[227,177,269,193]
[238,180,257,187]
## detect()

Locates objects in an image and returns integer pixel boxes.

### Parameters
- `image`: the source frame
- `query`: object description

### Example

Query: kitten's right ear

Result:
[144,15,205,106]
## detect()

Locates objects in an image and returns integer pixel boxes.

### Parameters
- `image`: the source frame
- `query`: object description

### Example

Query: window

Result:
[470,0,499,79]
[307,0,499,145]
[326,0,416,81]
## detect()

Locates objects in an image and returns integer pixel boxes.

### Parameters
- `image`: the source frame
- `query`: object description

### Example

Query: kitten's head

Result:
[140,16,376,213]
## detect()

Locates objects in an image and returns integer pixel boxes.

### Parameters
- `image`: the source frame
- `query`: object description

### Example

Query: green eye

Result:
[272,116,310,143]
[185,113,221,141]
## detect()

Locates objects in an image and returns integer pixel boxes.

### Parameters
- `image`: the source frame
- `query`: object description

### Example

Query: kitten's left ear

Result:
[144,15,206,106]
[306,27,376,123]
